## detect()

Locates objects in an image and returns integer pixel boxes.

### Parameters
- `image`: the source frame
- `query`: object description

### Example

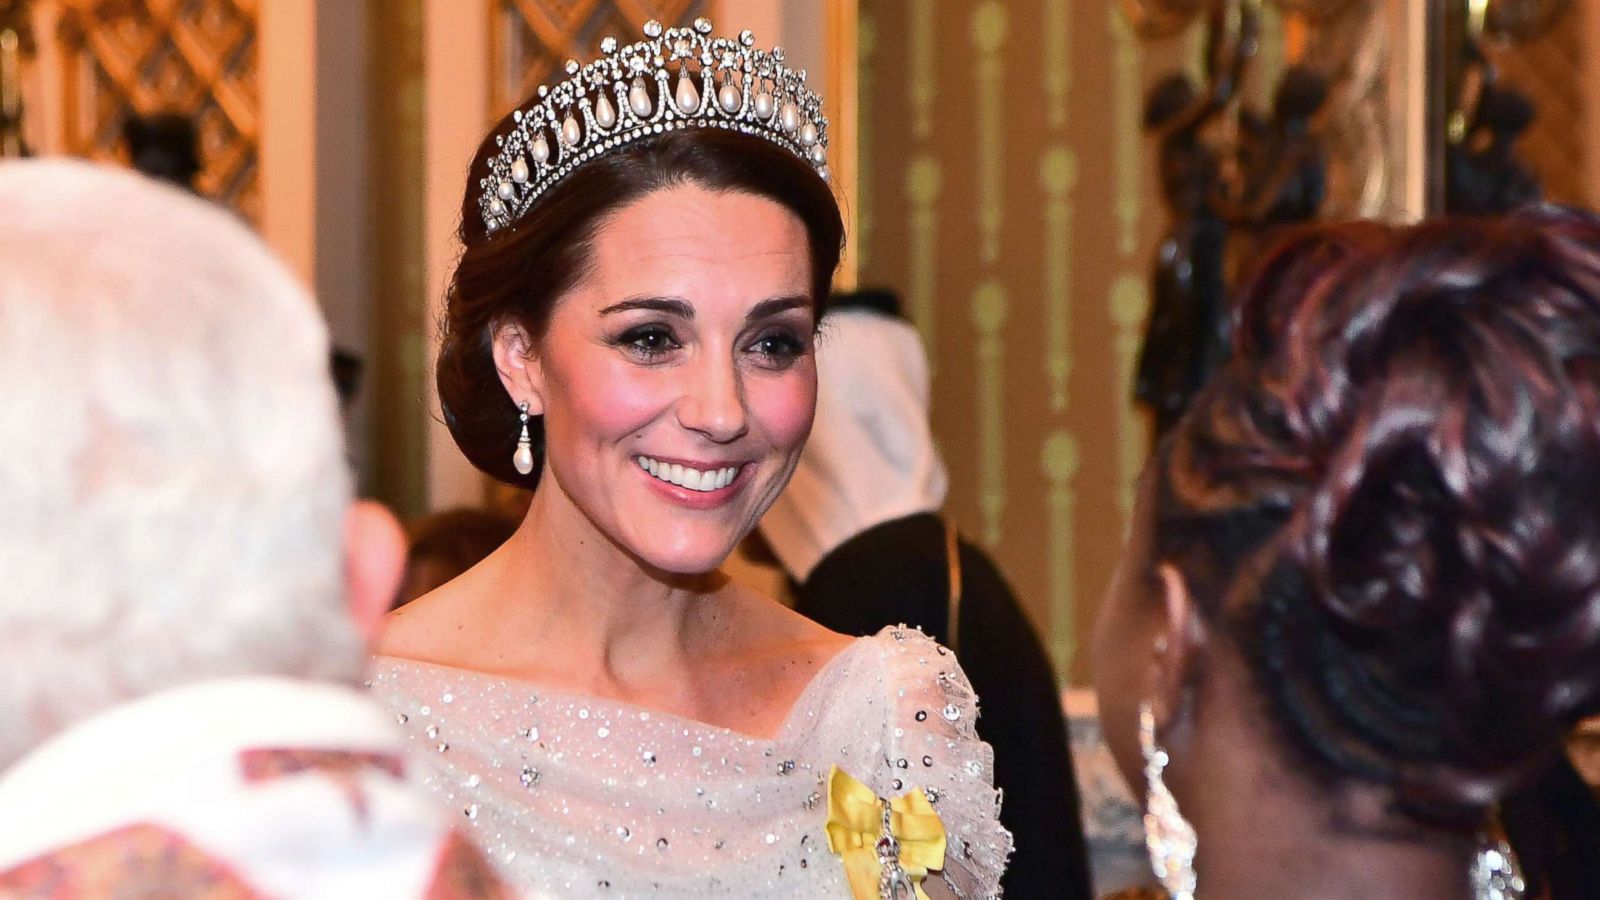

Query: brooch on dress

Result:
[823,766,947,900]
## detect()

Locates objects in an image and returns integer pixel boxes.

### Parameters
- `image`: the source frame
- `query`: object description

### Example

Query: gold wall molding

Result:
[1111,5,1147,533]
[1111,4,1142,258]
[855,10,876,271]
[1110,274,1149,524]
[971,278,1008,547]
[1041,145,1078,414]
[970,1,1007,266]
[1041,429,1081,676]
[1256,2,1284,110]
[858,0,1192,681]
[1044,0,1070,130]
[908,0,933,141]
[905,154,942,358]
[370,0,429,516]
[824,0,860,291]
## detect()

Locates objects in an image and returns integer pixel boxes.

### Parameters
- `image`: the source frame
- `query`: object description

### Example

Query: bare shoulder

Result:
[373,566,486,666]
[687,586,856,736]
[706,583,856,681]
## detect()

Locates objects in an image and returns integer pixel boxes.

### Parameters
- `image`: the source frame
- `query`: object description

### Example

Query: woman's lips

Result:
[635,455,745,493]
[633,454,753,509]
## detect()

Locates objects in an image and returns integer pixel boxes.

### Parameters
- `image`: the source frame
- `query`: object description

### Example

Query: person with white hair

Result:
[0,159,510,897]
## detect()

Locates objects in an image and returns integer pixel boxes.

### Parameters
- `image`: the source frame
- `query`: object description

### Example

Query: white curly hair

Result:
[0,160,364,769]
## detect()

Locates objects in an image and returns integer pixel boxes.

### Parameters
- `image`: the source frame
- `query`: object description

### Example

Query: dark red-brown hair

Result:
[436,119,844,490]
[1150,207,1600,826]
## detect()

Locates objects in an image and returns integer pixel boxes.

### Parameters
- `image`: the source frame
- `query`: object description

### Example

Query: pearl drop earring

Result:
[513,402,534,475]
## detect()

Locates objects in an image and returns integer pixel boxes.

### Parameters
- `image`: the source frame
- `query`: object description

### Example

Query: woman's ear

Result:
[1149,562,1209,737]
[492,321,545,415]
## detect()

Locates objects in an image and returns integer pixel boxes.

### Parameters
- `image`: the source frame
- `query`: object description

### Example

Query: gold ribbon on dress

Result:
[824,765,947,900]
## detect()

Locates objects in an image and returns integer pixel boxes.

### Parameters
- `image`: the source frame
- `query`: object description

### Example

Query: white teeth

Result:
[636,456,741,493]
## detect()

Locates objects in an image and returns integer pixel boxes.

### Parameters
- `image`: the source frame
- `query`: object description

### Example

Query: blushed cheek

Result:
[554,356,677,446]
[749,369,816,455]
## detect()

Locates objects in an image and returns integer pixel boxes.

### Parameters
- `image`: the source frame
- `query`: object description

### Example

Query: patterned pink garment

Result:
[0,678,514,899]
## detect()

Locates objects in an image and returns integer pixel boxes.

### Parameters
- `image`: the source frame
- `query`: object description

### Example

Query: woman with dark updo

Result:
[1094,208,1600,899]
[368,18,1008,899]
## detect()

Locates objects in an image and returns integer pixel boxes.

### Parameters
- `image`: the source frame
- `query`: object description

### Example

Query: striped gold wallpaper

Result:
[856,2,1220,683]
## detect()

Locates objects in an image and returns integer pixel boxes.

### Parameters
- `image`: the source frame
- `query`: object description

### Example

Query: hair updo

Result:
[436,112,845,490]
[1153,207,1600,826]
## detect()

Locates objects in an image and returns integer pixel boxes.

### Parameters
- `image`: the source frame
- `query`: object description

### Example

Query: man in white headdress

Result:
[0,160,509,897]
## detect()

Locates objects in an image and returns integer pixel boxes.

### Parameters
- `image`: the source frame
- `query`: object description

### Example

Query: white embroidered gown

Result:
[369,626,1012,899]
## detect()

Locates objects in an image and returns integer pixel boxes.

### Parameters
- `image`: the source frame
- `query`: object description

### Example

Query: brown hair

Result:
[1151,207,1600,826]
[437,120,844,490]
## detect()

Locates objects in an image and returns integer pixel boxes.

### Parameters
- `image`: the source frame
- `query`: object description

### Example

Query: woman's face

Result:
[515,184,818,575]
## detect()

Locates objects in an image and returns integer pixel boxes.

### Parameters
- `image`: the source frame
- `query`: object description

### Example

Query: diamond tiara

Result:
[479,17,830,234]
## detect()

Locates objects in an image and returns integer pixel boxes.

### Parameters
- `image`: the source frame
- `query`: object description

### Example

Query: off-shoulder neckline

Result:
[369,629,894,745]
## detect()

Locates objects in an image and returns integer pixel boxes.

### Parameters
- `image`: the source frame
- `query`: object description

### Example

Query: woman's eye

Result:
[746,331,807,365]
[618,325,681,358]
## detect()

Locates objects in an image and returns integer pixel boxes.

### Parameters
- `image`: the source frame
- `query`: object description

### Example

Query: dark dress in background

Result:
[794,511,1094,900]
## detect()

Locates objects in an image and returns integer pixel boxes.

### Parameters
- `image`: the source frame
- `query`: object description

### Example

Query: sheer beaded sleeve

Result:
[875,626,1012,899]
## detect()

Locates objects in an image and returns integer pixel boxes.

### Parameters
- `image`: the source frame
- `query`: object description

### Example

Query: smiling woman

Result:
[437,127,841,493]
[493,185,819,575]
[371,18,1010,900]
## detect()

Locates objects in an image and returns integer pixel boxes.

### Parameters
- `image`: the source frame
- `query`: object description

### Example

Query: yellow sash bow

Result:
[824,765,947,900]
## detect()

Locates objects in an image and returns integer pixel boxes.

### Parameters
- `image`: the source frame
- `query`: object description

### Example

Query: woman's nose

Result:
[676,355,749,443]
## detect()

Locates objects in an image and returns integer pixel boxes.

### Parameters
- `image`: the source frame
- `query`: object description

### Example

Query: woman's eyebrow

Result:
[598,296,694,318]
[746,295,811,321]
[597,295,811,321]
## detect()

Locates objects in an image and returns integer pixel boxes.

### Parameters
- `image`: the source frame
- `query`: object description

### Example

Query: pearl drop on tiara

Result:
[477,17,831,233]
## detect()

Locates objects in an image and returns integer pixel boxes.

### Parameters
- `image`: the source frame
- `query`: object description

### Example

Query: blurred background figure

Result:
[0,0,31,158]
[394,507,519,609]
[0,160,508,897]
[1446,80,1542,216]
[760,289,1093,900]
[1095,210,1600,900]
[122,111,201,192]
[330,346,365,409]
[1134,65,1238,441]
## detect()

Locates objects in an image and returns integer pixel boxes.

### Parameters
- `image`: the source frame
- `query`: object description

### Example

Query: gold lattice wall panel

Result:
[490,0,708,117]
[58,0,259,220]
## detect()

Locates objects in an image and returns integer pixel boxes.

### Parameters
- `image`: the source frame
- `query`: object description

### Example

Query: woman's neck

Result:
[474,475,732,690]
[1179,668,1478,900]
[1190,803,1475,900]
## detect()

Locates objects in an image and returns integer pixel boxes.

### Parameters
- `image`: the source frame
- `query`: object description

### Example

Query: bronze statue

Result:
[1134,4,1257,439]
[1445,43,1541,217]
[1223,65,1328,278]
